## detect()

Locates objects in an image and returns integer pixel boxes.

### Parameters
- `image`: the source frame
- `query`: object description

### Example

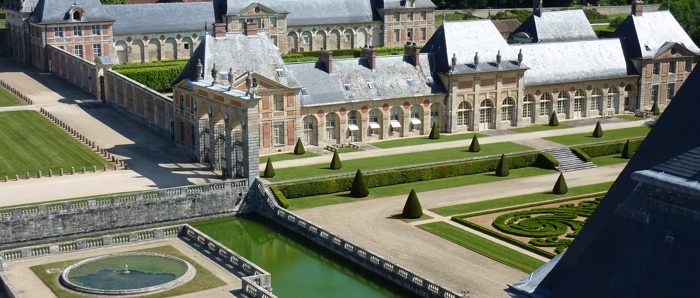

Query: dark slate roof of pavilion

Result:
[612,11,700,59]
[222,0,377,26]
[509,10,597,43]
[381,0,436,9]
[510,61,700,297]
[32,0,113,23]
[286,53,443,107]
[101,2,215,34]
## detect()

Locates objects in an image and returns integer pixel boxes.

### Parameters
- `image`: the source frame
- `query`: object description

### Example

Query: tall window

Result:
[540,93,551,116]
[303,116,314,144]
[522,95,533,118]
[54,27,64,37]
[394,12,400,21]
[652,62,660,75]
[74,45,83,58]
[179,93,184,109]
[651,85,659,103]
[421,11,427,20]
[501,98,514,122]
[479,100,493,126]
[686,60,693,72]
[667,83,675,101]
[91,25,101,36]
[591,89,601,111]
[669,61,676,73]
[326,113,336,140]
[73,26,82,37]
[179,121,185,143]
[394,29,400,42]
[273,122,284,145]
[557,91,569,114]
[420,28,427,40]
[390,107,400,133]
[348,111,357,125]
[368,109,379,136]
[92,44,101,57]
[607,87,617,109]
[574,89,585,113]
[273,94,284,111]
[410,105,420,131]
[457,101,471,126]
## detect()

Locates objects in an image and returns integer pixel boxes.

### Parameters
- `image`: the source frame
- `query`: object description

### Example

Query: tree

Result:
[662,0,700,46]
[263,157,275,178]
[621,139,633,159]
[294,138,305,155]
[350,169,369,198]
[330,151,342,170]
[469,135,481,152]
[429,122,440,139]
[608,16,626,31]
[593,121,604,138]
[496,154,510,177]
[402,189,423,219]
[652,99,661,116]
[549,112,559,126]
[553,173,569,194]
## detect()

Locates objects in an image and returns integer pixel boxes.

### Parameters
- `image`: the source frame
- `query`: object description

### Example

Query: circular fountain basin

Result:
[60,252,196,296]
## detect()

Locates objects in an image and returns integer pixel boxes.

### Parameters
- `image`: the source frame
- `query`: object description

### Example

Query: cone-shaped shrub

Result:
[350,169,369,198]
[592,121,604,138]
[652,100,660,116]
[621,139,633,159]
[469,135,481,152]
[429,122,440,139]
[263,157,275,178]
[553,173,568,194]
[330,151,342,170]
[294,138,305,155]
[402,189,423,219]
[496,154,510,177]
[549,112,559,126]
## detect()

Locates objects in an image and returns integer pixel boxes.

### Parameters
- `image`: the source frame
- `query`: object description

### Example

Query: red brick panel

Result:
[261,95,270,110]
[287,119,295,145]
[262,122,271,148]
[287,93,295,107]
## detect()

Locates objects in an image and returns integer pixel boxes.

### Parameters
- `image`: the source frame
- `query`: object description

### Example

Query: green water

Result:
[190,215,416,298]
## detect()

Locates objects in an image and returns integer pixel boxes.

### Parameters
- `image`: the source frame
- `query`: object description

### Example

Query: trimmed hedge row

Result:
[281,46,414,62]
[269,185,290,208]
[112,60,188,70]
[571,147,591,162]
[573,139,643,158]
[277,152,556,199]
[457,192,608,218]
[452,217,557,259]
[116,66,183,91]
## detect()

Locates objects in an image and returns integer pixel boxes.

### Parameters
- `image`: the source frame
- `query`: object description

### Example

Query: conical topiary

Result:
[652,100,660,116]
[350,169,369,198]
[294,137,305,155]
[330,150,342,170]
[496,154,510,177]
[621,139,633,159]
[429,122,440,139]
[592,121,604,138]
[469,134,481,152]
[553,173,568,194]
[402,189,423,219]
[263,157,275,178]
[549,111,559,126]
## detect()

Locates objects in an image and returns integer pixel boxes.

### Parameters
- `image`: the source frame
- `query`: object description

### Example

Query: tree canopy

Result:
[662,0,700,46]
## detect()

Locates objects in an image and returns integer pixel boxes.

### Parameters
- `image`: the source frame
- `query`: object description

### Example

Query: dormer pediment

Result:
[231,71,292,92]
[654,42,698,59]
[236,3,281,16]
[67,4,86,22]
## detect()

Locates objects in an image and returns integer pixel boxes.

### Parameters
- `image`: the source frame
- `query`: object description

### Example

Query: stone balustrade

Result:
[0,80,33,105]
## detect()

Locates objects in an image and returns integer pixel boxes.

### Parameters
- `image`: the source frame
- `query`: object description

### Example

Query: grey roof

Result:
[32,0,113,23]
[101,2,215,34]
[286,54,442,107]
[652,147,700,181]
[172,32,298,88]
[381,0,436,9]
[506,251,565,298]
[510,10,597,43]
[613,11,700,59]
[223,0,375,26]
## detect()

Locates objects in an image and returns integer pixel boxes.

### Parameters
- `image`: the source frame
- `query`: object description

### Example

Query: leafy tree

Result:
[469,135,481,152]
[549,112,559,126]
[263,157,275,178]
[496,154,510,177]
[583,8,606,21]
[294,138,305,155]
[330,151,342,170]
[621,139,633,159]
[350,169,369,198]
[662,0,700,45]
[553,173,569,194]
[652,100,660,115]
[429,122,440,139]
[593,121,604,138]
[491,10,532,23]
[402,189,424,219]
[608,16,626,31]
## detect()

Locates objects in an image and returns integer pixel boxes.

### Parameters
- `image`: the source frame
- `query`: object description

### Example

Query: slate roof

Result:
[222,0,376,26]
[101,2,215,34]
[510,10,597,43]
[286,54,443,107]
[32,0,113,23]
[381,0,436,9]
[492,19,522,35]
[612,11,700,59]
[172,32,298,88]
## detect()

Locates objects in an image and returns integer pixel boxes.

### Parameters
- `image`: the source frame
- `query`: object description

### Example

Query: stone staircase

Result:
[544,147,596,172]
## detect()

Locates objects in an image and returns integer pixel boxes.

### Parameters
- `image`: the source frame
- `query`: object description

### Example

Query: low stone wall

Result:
[252,179,463,298]
[47,45,97,95]
[0,180,248,247]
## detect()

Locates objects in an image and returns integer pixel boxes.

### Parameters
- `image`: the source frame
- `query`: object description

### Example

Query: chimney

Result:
[533,0,542,17]
[213,22,226,38]
[319,50,333,74]
[404,42,420,67]
[632,0,644,16]
[245,19,258,36]
[362,45,377,70]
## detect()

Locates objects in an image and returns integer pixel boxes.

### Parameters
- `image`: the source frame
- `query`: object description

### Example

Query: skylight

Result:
[276,69,285,78]
[407,79,416,86]
[344,84,352,91]
[367,82,375,89]
[301,88,309,95]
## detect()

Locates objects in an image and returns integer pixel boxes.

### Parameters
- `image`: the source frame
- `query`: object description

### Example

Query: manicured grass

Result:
[259,151,320,164]
[267,142,532,182]
[418,222,544,273]
[371,133,487,149]
[336,146,363,153]
[0,111,110,177]
[543,125,652,145]
[430,182,613,216]
[616,114,644,121]
[287,166,555,210]
[591,154,630,166]
[0,21,5,30]
[509,123,573,133]
[0,87,24,107]
[30,245,226,298]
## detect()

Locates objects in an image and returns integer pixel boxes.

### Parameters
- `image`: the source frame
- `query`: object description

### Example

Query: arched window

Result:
[325,113,336,141]
[574,89,585,113]
[457,101,471,127]
[540,93,552,116]
[73,11,81,21]
[607,87,618,109]
[557,91,569,114]
[390,106,401,133]
[479,99,493,125]
[591,88,602,111]
[303,116,315,145]
[501,97,515,122]
[410,105,421,132]
[368,109,380,136]
[523,95,534,118]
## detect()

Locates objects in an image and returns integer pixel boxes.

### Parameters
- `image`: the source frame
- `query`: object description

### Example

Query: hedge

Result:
[536,153,559,169]
[281,46,413,63]
[573,139,643,158]
[277,152,556,199]
[452,217,556,259]
[269,185,290,209]
[112,60,188,70]
[0,12,5,19]
[570,147,591,162]
[116,66,183,91]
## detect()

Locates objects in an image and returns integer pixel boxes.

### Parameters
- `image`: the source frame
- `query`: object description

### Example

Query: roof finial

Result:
[496,50,502,68]
[195,59,203,81]
[533,0,543,17]
[451,53,457,72]
[474,52,479,69]
[227,68,234,90]
[518,49,523,66]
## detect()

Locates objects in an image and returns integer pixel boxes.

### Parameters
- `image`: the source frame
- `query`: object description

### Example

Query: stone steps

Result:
[544,147,597,172]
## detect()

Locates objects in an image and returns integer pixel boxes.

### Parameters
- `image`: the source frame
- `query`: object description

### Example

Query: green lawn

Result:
[336,146,364,153]
[544,125,652,145]
[0,111,110,177]
[267,142,532,182]
[418,222,544,273]
[430,182,613,216]
[371,133,487,149]
[616,114,644,121]
[509,124,573,133]
[0,88,24,107]
[591,154,630,166]
[287,166,555,210]
[260,151,320,164]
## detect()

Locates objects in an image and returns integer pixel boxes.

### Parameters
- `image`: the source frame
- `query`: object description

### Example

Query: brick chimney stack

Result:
[213,22,226,38]
[362,45,377,70]
[245,19,258,36]
[632,0,644,16]
[404,42,420,67]
[319,50,333,74]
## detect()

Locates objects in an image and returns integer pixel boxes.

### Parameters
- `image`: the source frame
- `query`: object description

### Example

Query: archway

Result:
[557,91,569,118]
[389,106,403,136]
[430,102,442,130]
[540,93,552,117]
[591,88,602,115]
[479,99,494,130]
[181,37,194,59]
[607,86,619,114]
[148,39,160,61]
[343,29,354,49]
[347,110,360,142]
[163,37,177,60]
[131,39,144,63]
[410,104,422,132]
[357,28,368,47]
[325,113,339,144]
[303,115,317,145]
[501,97,515,127]
[329,30,341,50]
[301,31,313,52]
[368,108,382,138]
[313,31,326,51]
[523,95,534,121]
[286,32,298,53]
[573,89,585,118]
[457,101,472,129]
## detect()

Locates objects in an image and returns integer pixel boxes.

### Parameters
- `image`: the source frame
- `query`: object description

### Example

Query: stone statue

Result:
[474,52,479,69]
[195,59,203,81]
[496,50,501,67]
[518,49,523,66]
[227,68,234,90]
[245,71,252,88]
[451,53,457,72]
[211,63,218,85]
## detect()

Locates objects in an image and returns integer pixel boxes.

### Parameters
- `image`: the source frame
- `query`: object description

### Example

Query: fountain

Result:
[124,264,129,274]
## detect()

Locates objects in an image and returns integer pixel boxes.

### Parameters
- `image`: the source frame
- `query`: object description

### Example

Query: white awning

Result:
[410,118,421,125]
[348,124,359,131]
[369,122,381,129]
[390,120,401,128]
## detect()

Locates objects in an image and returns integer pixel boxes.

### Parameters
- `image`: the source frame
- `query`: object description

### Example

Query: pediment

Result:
[654,42,697,59]
[231,72,290,92]
[238,3,280,16]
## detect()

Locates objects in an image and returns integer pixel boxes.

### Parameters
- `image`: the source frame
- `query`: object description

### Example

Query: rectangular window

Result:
[651,84,659,103]
[74,45,83,58]
[394,12,400,21]
[667,83,675,101]
[686,60,693,72]
[303,36,310,44]
[394,29,400,42]
[179,121,185,143]
[91,25,101,36]
[273,122,284,145]
[407,29,412,40]
[367,82,374,89]
[184,43,189,50]
[652,62,660,75]
[421,11,427,20]
[669,61,676,73]
[276,69,284,78]
[73,26,82,37]
[420,28,427,40]
[270,17,277,28]
[92,44,101,57]
[179,94,184,109]
[408,12,414,21]
[54,27,64,37]
[273,94,284,111]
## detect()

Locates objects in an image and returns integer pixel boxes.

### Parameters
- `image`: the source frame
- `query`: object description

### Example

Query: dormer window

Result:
[69,7,86,22]
[276,69,284,78]
[367,82,374,89]
[73,11,81,21]
[407,79,416,86]
[344,84,352,91]
[427,77,434,85]
[254,7,261,13]
[301,88,309,95]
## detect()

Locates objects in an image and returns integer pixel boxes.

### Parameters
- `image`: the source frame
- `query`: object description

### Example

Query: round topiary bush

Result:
[402,189,423,219]
[552,173,568,194]
[350,169,369,198]
[294,137,305,155]
[263,157,275,178]
[429,122,440,139]
[469,135,481,152]
[496,154,510,177]
[330,151,342,170]
[549,112,559,126]
[592,121,603,138]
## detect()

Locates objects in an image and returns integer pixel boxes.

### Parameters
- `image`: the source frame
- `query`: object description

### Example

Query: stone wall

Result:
[48,45,98,95]
[0,180,248,247]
